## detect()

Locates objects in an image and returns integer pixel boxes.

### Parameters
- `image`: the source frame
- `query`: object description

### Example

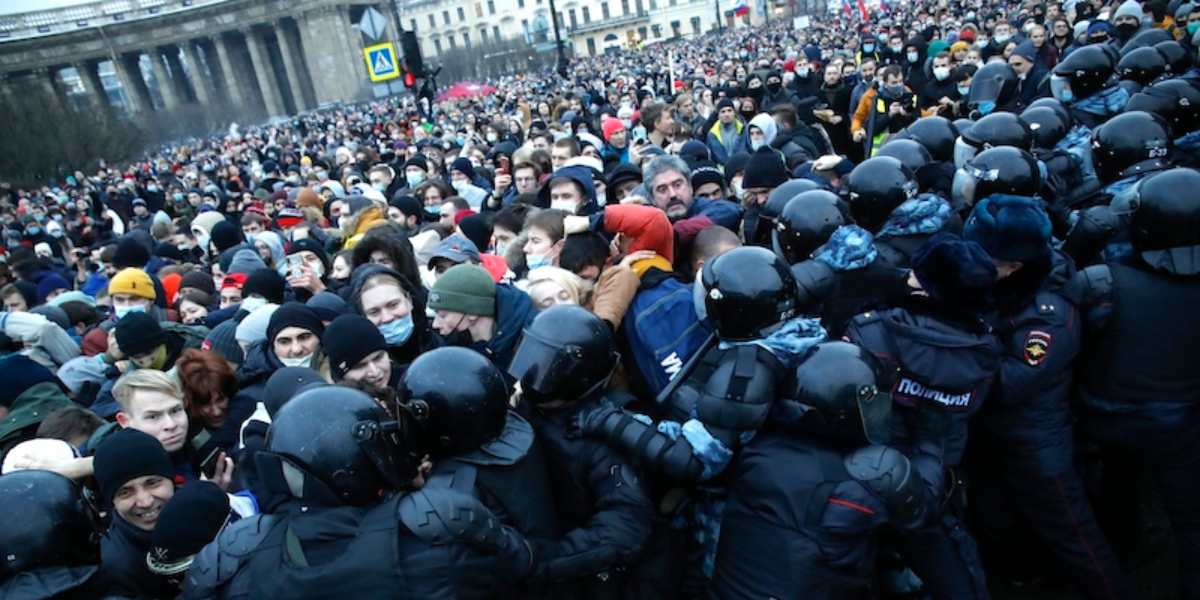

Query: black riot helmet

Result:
[877,139,933,175]
[952,146,1043,207]
[956,112,1033,168]
[1125,79,1200,136]
[1051,45,1116,102]
[1119,27,1173,55]
[1154,40,1193,75]
[1130,168,1200,274]
[763,179,821,222]
[1027,97,1072,127]
[1091,111,1172,184]
[398,346,508,459]
[265,386,417,507]
[1020,106,1070,150]
[1117,47,1168,86]
[784,341,893,445]
[508,305,619,404]
[846,156,919,232]
[0,470,100,577]
[902,116,960,163]
[701,246,799,341]
[773,190,846,265]
[966,61,1020,118]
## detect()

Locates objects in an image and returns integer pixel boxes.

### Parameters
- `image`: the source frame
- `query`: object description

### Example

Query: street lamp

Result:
[548,0,569,78]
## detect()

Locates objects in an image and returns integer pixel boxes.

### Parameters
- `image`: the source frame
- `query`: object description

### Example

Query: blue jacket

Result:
[537,164,600,215]
[705,120,748,166]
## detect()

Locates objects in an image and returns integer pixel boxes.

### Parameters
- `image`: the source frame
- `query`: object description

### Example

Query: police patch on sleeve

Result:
[1023,331,1052,366]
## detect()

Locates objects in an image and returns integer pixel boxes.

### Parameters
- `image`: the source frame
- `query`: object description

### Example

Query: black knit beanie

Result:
[94,428,175,505]
[147,482,230,576]
[266,302,325,345]
[115,312,167,357]
[242,269,287,304]
[741,146,790,190]
[210,221,243,254]
[323,314,388,380]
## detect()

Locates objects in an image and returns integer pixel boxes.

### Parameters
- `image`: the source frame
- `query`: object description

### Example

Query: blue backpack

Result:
[621,269,712,398]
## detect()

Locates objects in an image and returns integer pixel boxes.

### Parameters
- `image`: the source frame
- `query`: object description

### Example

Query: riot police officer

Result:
[860,146,962,269]
[1050,46,1130,129]
[898,116,960,196]
[0,470,104,599]
[1073,168,1200,600]
[182,386,533,599]
[962,195,1132,600]
[711,341,935,600]
[398,346,561,541]
[966,61,1022,117]
[1125,78,1200,165]
[843,233,1003,600]
[953,112,1034,170]
[508,305,656,596]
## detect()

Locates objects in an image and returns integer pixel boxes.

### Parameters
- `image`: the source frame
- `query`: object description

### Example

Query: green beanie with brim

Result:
[428,265,496,316]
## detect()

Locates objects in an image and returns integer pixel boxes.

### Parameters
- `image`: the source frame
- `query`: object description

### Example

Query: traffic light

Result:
[400,31,425,78]
[404,70,417,88]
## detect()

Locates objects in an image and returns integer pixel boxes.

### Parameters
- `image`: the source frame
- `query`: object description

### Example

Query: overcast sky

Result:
[0,0,95,16]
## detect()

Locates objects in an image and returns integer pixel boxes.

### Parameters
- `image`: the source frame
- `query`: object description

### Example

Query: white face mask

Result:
[934,66,951,81]
[451,180,469,194]
[906,51,919,63]
[241,296,267,313]
[551,199,578,213]
[279,353,314,368]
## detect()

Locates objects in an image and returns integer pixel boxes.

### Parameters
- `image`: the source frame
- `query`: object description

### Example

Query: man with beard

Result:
[642,155,742,236]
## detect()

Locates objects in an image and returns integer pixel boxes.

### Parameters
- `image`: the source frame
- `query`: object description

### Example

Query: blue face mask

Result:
[379,314,414,346]
[173,192,185,202]
[26,227,41,236]
[526,253,552,270]
[114,304,147,320]
[957,86,971,96]
[976,101,996,116]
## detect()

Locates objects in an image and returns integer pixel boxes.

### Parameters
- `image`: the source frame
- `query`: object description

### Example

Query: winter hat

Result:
[404,155,429,173]
[115,312,166,357]
[911,232,998,311]
[286,238,330,272]
[430,234,482,269]
[263,367,326,417]
[147,482,230,576]
[601,117,627,142]
[323,314,388,380]
[1114,0,1145,20]
[203,319,243,365]
[1012,40,1037,64]
[0,354,58,408]
[153,243,184,263]
[295,187,324,212]
[210,221,243,254]
[691,162,726,192]
[450,157,478,182]
[108,268,157,301]
[180,271,216,296]
[242,269,286,304]
[35,273,70,304]
[94,428,174,505]
[220,273,246,291]
[389,194,423,221]
[716,97,736,113]
[235,303,279,347]
[1086,20,1115,41]
[456,215,492,253]
[606,163,643,205]
[226,249,267,277]
[428,265,496,316]
[963,195,1052,262]
[306,291,350,322]
[8,280,37,310]
[266,302,324,345]
[190,212,225,237]
[1,438,76,475]
[741,146,789,189]
[725,152,752,184]
[113,236,151,269]
[679,140,712,169]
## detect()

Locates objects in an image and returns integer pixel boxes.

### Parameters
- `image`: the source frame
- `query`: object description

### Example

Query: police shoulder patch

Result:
[1023,330,1052,366]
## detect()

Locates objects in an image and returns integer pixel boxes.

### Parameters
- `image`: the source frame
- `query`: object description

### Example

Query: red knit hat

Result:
[602,117,626,142]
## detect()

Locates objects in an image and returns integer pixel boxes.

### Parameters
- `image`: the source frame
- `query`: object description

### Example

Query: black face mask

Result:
[766,81,782,94]
[1115,21,1138,39]
[746,86,764,101]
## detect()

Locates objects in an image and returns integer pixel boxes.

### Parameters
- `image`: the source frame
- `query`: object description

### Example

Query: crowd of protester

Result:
[1,0,1200,597]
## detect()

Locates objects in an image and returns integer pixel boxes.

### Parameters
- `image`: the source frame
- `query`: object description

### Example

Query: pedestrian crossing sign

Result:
[363,42,400,82]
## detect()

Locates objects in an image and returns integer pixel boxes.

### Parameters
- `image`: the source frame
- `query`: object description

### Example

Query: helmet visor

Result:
[953,136,979,169]
[1049,75,1074,103]
[856,384,892,446]
[951,167,979,207]
[508,330,579,400]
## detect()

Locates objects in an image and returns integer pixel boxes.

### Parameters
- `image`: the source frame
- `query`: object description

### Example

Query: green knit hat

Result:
[428,265,496,316]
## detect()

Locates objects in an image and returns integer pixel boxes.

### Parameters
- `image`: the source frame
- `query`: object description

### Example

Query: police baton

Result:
[654,330,719,407]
